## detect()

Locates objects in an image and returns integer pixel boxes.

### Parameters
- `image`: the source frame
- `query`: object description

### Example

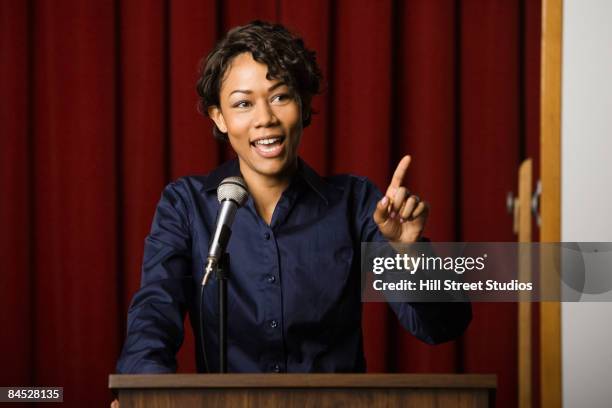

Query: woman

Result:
[116,20,470,375]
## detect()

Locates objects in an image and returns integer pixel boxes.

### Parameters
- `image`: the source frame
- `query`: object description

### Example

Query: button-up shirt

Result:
[116,158,471,374]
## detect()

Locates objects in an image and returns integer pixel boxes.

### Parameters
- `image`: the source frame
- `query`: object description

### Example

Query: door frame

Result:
[539,0,563,406]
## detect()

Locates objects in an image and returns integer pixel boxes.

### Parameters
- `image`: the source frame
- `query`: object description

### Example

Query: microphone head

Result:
[217,176,249,206]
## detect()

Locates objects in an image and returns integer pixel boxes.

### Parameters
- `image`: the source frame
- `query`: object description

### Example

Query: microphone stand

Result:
[216,252,230,373]
[200,252,230,373]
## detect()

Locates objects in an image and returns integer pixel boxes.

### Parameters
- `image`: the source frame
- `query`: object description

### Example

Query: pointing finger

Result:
[391,186,408,214]
[386,155,412,196]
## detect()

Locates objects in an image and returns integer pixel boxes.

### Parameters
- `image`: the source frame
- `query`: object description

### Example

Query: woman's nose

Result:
[254,101,278,128]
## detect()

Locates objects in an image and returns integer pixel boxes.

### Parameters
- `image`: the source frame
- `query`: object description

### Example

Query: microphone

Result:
[202,176,249,285]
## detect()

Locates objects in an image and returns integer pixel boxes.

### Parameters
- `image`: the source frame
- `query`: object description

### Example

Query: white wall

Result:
[561,0,612,407]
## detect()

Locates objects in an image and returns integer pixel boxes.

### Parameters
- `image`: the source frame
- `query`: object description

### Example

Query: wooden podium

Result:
[109,373,496,407]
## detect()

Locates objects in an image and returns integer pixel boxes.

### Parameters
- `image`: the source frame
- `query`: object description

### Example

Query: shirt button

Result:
[270,319,278,328]
[267,275,276,283]
[264,232,271,240]
[272,364,281,373]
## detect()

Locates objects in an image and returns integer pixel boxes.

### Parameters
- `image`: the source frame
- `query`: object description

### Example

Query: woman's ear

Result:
[208,106,228,133]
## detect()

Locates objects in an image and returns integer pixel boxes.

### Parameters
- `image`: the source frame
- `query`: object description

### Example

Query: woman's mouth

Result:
[250,136,286,158]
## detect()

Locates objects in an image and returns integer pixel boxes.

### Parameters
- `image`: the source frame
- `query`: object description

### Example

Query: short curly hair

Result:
[196,20,323,141]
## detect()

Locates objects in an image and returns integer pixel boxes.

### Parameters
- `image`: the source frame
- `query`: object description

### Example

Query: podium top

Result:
[109,374,496,390]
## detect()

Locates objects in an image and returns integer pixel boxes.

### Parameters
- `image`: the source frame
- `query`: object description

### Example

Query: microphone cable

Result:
[199,283,210,373]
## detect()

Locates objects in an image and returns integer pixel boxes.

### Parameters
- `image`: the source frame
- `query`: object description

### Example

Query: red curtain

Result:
[0,0,540,406]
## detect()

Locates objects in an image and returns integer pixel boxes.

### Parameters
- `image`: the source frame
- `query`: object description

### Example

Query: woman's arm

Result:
[356,173,472,344]
[116,182,193,373]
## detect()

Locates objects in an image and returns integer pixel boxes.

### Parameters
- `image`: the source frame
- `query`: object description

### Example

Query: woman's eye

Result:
[233,100,251,108]
[272,93,291,103]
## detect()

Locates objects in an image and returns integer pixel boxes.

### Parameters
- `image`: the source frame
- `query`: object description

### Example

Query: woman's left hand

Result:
[373,155,429,243]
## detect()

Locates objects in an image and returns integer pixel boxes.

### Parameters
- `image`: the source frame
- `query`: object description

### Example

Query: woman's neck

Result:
[239,160,298,225]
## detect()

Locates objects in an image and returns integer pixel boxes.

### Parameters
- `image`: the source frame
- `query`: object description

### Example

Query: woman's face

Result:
[209,52,303,181]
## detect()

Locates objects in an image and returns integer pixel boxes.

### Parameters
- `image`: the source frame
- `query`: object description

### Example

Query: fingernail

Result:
[381,197,389,206]
[390,211,396,219]
[399,218,405,223]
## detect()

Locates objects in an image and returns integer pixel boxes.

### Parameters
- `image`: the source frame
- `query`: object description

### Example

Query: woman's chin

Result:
[255,161,291,178]
[244,156,296,180]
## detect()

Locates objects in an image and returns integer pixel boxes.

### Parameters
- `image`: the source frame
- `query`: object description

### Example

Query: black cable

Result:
[199,284,210,373]
[219,276,227,373]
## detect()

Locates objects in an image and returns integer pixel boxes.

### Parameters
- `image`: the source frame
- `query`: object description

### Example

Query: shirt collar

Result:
[201,157,335,205]
[201,158,242,193]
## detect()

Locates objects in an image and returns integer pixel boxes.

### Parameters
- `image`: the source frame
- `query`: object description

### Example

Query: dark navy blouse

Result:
[116,158,471,374]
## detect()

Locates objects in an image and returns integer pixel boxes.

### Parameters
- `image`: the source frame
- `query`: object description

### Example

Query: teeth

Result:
[255,137,281,145]
[258,144,277,152]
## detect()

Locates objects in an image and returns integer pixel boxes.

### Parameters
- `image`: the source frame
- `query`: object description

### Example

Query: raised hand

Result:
[373,155,429,243]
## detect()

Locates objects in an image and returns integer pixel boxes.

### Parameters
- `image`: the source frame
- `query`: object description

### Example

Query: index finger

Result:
[386,155,412,195]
